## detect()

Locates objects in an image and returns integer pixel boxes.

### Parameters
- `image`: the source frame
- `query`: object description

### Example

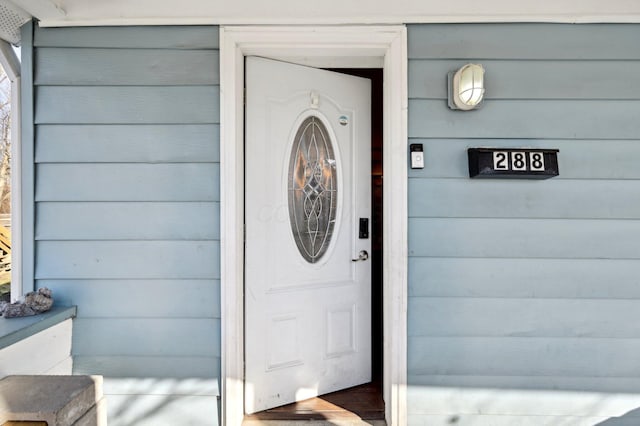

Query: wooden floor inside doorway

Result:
[244,382,385,422]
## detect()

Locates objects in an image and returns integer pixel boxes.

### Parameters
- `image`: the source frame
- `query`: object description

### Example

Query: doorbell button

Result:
[410,144,424,169]
[411,152,424,169]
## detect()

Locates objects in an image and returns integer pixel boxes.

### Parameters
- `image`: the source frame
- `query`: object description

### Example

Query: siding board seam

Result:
[407,215,640,220]
[409,336,640,341]
[34,239,220,241]
[74,317,220,320]
[36,84,219,88]
[36,278,219,281]
[408,256,640,260]
[408,138,640,142]
[409,296,640,301]
[34,162,221,165]
[408,374,640,379]
[407,178,640,181]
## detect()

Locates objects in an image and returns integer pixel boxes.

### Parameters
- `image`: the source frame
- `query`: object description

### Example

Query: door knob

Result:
[351,250,369,262]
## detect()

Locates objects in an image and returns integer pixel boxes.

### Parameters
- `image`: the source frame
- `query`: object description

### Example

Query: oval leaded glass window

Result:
[288,116,338,263]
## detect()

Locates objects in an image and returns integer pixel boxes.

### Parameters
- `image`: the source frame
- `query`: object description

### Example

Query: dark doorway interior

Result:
[246,68,385,421]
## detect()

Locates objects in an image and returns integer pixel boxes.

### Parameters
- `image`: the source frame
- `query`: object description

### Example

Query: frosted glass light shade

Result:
[449,63,485,110]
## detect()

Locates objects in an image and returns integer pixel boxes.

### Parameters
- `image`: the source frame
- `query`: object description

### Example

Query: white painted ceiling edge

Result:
[9,0,640,27]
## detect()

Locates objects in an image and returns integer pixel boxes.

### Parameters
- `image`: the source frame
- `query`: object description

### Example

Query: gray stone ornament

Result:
[0,287,54,318]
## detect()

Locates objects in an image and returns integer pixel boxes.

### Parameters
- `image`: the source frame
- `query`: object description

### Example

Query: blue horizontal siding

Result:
[408,336,640,377]
[73,318,220,357]
[38,279,221,318]
[36,164,220,202]
[36,241,220,279]
[30,25,221,422]
[409,257,640,299]
[406,415,637,425]
[74,356,220,379]
[410,59,640,100]
[408,375,640,393]
[408,23,640,60]
[408,218,640,259]
[35,86,220,124]
[409,99,640,139]
[36,124,219,163]
[36,48,219,86]
[409,298,640,338]
[105,393,219,426]
[34,25,219,49]
[409,179,640,218]
[408,23,640,425]
[408,139,640,180]
[36,202,220,240]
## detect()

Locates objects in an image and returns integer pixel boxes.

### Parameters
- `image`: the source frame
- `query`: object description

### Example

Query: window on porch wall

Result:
[0,42,19,304]
[0,61,10,303]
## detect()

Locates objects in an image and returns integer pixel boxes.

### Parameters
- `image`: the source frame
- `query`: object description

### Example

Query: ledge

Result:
[0,306,77,350]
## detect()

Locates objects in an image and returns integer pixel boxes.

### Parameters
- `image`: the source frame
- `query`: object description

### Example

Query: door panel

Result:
[245,57,372,414]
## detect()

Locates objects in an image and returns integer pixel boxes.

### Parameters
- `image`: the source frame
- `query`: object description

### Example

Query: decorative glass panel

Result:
[288,116,338,263]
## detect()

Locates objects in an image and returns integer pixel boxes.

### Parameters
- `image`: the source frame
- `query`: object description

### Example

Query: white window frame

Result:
[0,41,21,302]
[219,25,408,426]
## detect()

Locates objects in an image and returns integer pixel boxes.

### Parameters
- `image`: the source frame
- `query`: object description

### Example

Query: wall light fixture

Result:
[448,63,485,111]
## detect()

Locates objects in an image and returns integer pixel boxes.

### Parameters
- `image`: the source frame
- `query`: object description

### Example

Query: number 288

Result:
[493,151,545,172]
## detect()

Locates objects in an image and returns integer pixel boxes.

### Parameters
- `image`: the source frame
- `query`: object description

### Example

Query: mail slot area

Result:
[407,23,640,424]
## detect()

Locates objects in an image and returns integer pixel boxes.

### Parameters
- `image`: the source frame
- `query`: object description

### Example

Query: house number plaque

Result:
[468,148,559,179]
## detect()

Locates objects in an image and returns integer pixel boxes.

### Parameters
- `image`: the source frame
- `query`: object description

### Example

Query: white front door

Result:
[245,57,372,414]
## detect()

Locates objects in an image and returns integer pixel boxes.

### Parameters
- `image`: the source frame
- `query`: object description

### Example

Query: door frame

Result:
[219,25,408,425]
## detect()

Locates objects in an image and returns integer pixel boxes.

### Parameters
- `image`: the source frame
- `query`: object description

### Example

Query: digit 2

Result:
[493,151,509,170]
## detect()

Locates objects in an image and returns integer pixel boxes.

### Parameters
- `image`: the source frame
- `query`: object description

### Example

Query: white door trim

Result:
[219,25,408,426]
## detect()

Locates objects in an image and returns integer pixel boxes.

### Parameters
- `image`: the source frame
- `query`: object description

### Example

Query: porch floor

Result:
[244,382,385,423]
